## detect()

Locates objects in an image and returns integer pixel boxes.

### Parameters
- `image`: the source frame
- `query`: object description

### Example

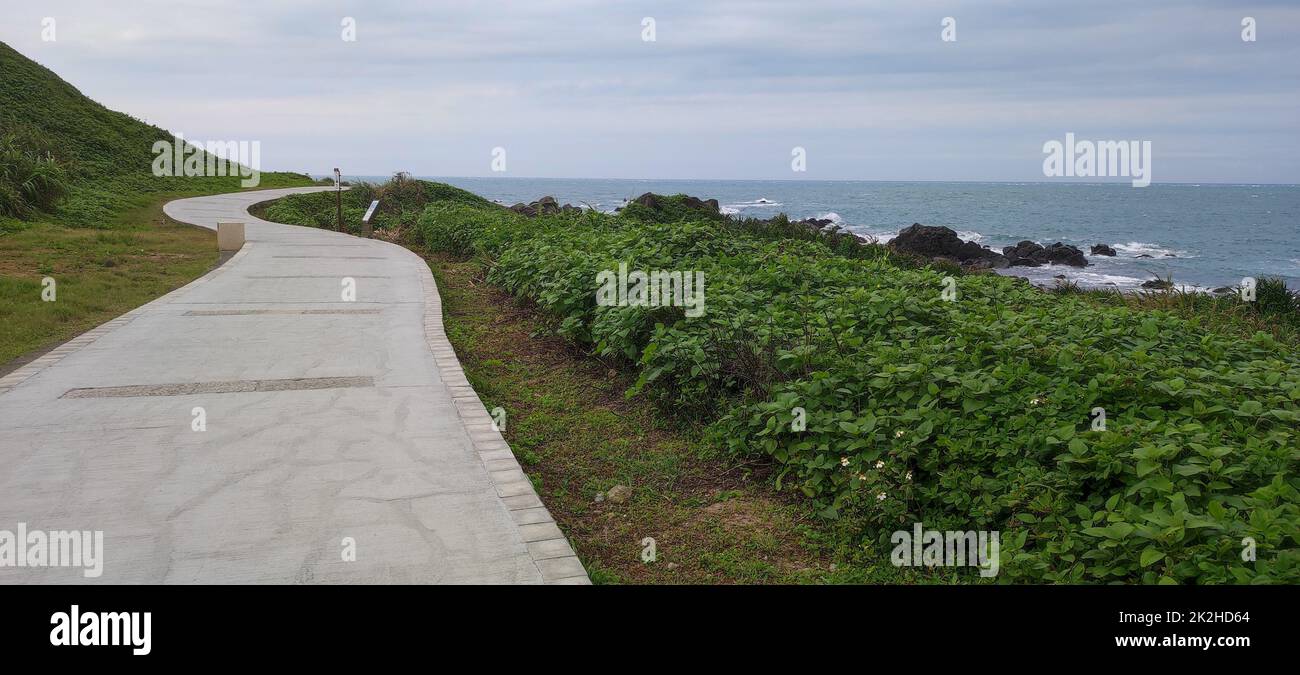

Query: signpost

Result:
[361,200,379,238]
[333,168,342,232]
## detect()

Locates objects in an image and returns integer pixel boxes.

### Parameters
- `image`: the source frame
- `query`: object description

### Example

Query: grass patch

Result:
[1050,280,1300,345]
[0,178,313,369]
[0,199,212,366]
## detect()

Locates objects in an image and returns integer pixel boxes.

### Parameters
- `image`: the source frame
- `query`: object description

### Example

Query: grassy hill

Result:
[0,41,313,365]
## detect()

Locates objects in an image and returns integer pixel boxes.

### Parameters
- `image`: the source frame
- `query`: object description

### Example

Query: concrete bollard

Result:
[217,222,245,252]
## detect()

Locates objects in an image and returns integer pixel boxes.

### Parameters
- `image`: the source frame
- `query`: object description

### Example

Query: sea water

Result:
[382,177,1299,291]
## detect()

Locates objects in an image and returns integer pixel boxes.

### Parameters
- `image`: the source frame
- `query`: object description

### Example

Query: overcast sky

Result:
[3,0,1298,182]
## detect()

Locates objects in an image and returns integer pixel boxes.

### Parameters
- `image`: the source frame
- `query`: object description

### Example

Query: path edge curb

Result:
[413,258,592,585]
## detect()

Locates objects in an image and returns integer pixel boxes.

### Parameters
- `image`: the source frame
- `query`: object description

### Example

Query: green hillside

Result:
[0,40,309,226]
[0,41,313,364]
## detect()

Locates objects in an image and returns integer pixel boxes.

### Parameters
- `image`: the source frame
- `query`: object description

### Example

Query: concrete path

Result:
[0,187,587,584]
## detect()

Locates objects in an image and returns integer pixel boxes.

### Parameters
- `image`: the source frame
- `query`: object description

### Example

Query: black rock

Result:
[888,223,1008,269]
[1135,254,1154,258]
[1003,240,1088,268]
[1090,244,1117,256]
[891,223,967,258]
[509,195,580,217]
[1141,279,1174,290]
[960,257,1003,271]
[1044,243,1089,267]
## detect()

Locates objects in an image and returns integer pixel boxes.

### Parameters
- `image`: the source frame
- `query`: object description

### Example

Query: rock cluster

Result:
[1001,240,1089,268]
[887,224,1009,270]
[631,192,720,214]
[508,195,584,217]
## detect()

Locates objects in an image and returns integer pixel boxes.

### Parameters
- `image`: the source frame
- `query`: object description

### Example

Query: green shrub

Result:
[263,174,505,236]
[255,178,1300,585]
[396,187,1299,585]
[618,193,726,224]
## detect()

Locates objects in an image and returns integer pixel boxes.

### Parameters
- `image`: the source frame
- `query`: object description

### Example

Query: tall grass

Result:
[1051,277,1300,344]
[0,129,71,218]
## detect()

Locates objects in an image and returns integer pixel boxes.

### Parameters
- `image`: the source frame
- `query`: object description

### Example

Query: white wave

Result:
[815,212,843,224]
[1061,270,1149,287]
[857,227,980,245]
[724,199,784,210]
[1113,241,1192,258]
[1001,267,1147,289]
[719,205,740,215]
[1007,267,1222,293]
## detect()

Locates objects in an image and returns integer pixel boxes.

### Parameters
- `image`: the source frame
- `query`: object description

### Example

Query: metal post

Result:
[333,167,342,232]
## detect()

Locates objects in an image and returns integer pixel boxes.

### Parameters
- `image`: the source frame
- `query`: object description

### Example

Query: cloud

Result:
[2,0,1297,181]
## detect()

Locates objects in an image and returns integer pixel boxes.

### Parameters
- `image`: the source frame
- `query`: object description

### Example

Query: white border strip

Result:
[414,258,591,585]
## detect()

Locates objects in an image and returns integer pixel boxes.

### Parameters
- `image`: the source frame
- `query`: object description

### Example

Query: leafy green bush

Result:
[618,193,726,224]
[252,178,1300,584]
[263,174,501,235]
[399,186,1299,585]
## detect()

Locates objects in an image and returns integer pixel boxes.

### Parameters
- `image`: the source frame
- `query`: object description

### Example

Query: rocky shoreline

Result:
[885,223,1093,271]
[506,191,1220,293]
[883,224,1205,291]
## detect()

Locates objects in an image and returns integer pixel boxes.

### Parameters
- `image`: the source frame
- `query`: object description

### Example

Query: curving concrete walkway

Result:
[0,186,587,584]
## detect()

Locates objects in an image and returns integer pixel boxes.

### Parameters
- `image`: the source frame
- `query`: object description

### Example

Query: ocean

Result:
[368,177,1300,291]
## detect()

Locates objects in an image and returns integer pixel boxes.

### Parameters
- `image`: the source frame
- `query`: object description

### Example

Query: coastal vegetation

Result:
[259,174,1300,584]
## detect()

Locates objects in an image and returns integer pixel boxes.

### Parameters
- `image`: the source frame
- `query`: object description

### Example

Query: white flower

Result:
[876,492,887,501]
[839,456,849,467]
[1031,397,1043,406]
[905,471,913,481]
[894,430,905,438]
[857,474,868,482]
[874,460,885,469]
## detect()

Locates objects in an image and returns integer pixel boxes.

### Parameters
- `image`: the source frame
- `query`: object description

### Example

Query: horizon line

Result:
[321,174,1300,188]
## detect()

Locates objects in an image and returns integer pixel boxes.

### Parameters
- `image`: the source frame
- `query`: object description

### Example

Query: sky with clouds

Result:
[2,0,1298,182]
